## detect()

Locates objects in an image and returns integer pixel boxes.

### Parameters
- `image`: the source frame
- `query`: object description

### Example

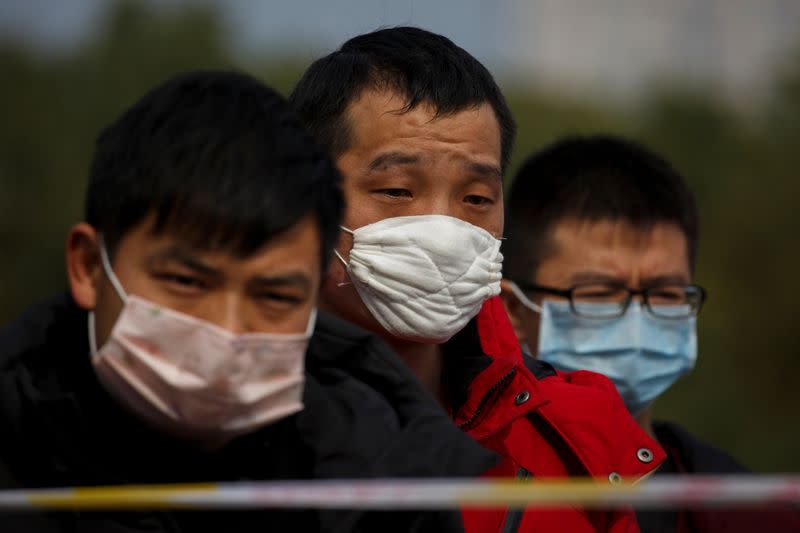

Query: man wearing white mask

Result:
[0,71,496,532]
[501,135,800,532]
[291,28,665,533]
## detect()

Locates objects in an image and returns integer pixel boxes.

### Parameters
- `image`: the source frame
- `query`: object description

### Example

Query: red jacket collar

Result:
[474,295,525,364]
[447,296,666,480]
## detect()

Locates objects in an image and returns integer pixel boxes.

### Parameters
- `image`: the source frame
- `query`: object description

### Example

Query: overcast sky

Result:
[1,0,798,105]
[0,0,511,66]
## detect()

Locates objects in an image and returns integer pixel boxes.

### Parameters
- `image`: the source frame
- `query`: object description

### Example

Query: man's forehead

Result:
[364,149,501,180]
[342,88,501,156]
[136,214,321,267]
[345,87,434,124]
[541,218,691,280]
[552,218,686,248]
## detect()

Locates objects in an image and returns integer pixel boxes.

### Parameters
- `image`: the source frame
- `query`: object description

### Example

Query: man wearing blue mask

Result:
[502,135,702,426]
[501,135,800,532]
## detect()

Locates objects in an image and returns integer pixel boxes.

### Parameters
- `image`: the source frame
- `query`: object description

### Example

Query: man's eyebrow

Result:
[250,273,312,293]
[640,273,691,287]
[467,161,502,180]
[146,247,220,278]
[568,270,627,286]
[367,151,422,172]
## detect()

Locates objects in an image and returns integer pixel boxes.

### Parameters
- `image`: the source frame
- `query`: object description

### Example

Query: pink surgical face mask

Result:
[88,240,315,442]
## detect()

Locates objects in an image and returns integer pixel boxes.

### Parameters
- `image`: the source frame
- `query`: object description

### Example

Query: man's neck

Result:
[385,336,447,408]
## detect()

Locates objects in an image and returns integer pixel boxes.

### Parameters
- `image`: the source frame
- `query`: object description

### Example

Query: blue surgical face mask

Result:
[533,299,697,416]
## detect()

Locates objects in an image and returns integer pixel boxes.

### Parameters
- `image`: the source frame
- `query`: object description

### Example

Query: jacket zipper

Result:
[457,367,517,431]
[499,466,532,533]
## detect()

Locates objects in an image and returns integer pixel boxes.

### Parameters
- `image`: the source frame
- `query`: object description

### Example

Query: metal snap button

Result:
[636,448,654,463]
[608,472,622,484]
[514,390,530,405]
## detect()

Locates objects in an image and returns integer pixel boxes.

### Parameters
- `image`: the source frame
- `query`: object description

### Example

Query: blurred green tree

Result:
[0,1,234,318]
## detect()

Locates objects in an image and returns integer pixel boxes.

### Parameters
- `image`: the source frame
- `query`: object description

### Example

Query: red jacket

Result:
[444,297,666,532]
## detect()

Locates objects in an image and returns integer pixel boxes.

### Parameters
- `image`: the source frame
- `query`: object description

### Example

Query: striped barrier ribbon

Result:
[1,476,799,511]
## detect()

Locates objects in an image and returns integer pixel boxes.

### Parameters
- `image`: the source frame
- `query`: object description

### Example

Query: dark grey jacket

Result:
[0,293,497,532]
[636,421,800,533]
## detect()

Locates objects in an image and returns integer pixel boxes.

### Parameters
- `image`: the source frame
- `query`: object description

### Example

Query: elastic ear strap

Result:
[88,312,98,357]
[506,281,542,314]
[98,236,128,304]
[304,307,318,336]
[333,224,356,267]
[332,250,353,287]
[333,249,348,268]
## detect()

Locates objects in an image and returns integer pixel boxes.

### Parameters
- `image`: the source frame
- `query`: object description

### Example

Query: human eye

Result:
[255,290,303,304]
[648,286,686,304]
[464,194,494,207]
[154,271,208,293]
[462,179,499,210]
[573,283,626,302]
[252,289,306,315]
[373,188,412,199]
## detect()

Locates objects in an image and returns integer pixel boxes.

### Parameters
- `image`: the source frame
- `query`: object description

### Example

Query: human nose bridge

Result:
[630,288,647,303]
[211,291,249,335]
[420,195,452,217]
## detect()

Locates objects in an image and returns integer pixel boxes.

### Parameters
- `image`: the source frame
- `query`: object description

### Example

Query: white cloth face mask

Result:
[89,240,315,442]
[335,215,503,343]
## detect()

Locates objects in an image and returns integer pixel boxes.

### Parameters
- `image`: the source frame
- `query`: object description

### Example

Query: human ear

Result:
[65,223,101,311]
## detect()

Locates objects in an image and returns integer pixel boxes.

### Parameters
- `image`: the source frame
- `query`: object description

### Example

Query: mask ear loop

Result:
[505,280,542,358]
[505,280,543,314]
[334,226,356,287]
[98,236,129,304]
[88,312,99,357]
[89,236,129,357]
[333,250,352,287]
[304,307,318,336]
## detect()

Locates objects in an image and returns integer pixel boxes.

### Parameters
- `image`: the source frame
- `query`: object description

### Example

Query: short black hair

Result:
[87,70,344,270]
[289,26,516,172]
[504,135,699,281]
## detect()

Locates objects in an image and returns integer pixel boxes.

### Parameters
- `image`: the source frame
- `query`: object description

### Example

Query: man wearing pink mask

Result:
[0,71,495,532]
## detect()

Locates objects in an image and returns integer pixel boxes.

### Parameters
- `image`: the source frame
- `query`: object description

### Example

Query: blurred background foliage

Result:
[0,1,797,472]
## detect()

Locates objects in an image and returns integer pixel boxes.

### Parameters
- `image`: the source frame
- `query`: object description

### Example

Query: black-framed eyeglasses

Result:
[512,280,707,319]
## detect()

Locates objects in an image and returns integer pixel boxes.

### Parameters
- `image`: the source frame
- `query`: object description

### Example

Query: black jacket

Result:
[636,421,800,533]
[0,293,497,533]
